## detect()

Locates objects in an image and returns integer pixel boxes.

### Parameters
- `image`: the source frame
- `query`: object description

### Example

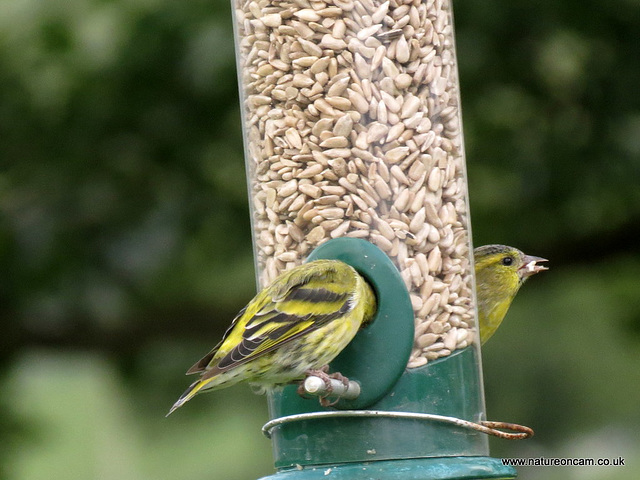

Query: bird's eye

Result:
[501,256,514,266]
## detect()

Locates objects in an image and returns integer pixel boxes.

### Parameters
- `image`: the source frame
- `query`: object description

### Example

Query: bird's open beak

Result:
[518,255,548,278]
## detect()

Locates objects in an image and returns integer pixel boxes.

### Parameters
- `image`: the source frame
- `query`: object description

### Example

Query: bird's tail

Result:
[166,378,213,416]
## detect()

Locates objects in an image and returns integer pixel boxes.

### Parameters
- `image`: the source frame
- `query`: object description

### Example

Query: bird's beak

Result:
[518,255,548,278]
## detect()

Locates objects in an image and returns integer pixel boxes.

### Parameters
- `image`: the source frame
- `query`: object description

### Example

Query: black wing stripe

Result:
[217,337,262,369]
[284,287,349,304]
[242,312,295,338]
[267,323,296,340]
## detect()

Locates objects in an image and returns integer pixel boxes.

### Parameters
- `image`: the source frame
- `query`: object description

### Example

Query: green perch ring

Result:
[305,237,415,409]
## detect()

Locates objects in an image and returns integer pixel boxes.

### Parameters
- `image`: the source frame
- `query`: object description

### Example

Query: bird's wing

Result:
[189,265,355,379]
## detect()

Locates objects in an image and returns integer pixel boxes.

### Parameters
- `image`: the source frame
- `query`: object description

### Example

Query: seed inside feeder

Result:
[236,0,477,368]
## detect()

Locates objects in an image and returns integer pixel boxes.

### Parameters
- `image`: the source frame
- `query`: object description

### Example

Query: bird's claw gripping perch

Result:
[298,368,361,406]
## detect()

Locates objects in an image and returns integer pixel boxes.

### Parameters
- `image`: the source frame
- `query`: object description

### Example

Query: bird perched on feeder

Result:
[167,259,376,415]
[474,244,548,344]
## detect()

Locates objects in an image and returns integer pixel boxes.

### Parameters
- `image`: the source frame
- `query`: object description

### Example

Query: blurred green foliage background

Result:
[1,0,639,479]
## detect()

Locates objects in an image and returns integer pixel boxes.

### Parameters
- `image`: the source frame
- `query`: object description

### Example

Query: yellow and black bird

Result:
[474,244,548,344]
[168,259,376,415]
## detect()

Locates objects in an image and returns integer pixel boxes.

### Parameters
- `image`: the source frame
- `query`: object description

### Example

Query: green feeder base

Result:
[268,348,489,467]
[258,457,516,480]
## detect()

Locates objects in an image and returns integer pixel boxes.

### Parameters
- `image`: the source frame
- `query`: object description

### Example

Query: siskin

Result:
[474,244,548,344]
[168,259,376,415]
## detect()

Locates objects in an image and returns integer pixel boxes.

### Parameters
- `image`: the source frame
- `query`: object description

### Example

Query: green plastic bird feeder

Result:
[259,238,523,479]
[230,0,530,477]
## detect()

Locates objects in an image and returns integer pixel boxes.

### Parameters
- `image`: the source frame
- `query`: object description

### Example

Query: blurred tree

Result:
[0,0,254,366]
[458,0,640,262]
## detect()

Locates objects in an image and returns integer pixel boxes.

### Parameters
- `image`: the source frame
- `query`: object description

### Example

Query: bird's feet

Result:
[297,366,351,407]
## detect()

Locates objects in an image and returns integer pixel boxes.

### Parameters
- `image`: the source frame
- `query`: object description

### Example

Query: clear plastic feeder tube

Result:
[234,0,477,368]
